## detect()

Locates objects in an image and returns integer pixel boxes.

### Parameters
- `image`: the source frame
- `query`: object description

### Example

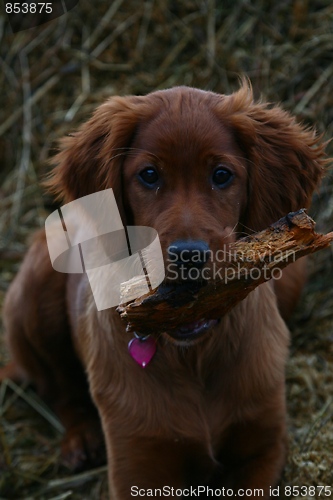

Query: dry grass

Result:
[0,0,333,498]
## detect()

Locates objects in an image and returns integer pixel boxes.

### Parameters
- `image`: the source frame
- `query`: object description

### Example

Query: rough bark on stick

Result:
[117,210,333,334]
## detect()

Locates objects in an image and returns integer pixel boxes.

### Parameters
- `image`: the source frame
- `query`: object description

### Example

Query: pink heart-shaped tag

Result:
[128,336,157,368]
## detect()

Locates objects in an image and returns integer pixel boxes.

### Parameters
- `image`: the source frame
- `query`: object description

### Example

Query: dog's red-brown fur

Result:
[0,84,327,498]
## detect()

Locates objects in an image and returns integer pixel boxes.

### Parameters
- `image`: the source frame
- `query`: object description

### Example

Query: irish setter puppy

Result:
[1,83,326,499]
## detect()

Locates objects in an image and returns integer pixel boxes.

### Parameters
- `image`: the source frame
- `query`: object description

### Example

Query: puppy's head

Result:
[47,83,327,341]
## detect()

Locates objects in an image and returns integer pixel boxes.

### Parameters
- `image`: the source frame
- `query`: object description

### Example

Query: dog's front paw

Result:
[61,419,106,471]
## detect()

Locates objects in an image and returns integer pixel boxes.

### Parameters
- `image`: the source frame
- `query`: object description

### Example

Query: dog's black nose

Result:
[167,240,210,270]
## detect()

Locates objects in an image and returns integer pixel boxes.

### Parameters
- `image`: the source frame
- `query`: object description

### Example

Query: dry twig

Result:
[118,211,333,334]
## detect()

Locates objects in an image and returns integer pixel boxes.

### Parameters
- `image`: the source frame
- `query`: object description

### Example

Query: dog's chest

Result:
[118,363,238,446]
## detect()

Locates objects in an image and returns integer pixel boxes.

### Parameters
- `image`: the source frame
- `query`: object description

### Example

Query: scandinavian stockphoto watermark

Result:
[166,245,294,283]
[45,189,294,312]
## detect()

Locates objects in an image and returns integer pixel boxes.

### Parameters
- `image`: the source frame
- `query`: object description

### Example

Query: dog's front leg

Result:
[102,432,189,499]
[97,418,219,500]
[217,398,287,500]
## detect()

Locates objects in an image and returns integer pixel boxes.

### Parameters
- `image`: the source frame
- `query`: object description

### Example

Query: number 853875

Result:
[5,3,53,14]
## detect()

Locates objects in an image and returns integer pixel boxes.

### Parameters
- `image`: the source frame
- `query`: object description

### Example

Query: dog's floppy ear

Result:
[217,82,328,232]
[45,95,145,225]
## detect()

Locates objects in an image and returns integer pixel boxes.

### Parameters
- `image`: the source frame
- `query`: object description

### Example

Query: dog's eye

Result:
[138,167,159,187]
[212,167,234,188]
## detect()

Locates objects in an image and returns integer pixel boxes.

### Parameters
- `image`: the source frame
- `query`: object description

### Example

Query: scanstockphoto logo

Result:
[4,0,79,33]
[45,189,165,311]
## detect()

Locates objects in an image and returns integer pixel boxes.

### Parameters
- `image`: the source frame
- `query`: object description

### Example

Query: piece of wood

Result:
[117,210,333,334]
